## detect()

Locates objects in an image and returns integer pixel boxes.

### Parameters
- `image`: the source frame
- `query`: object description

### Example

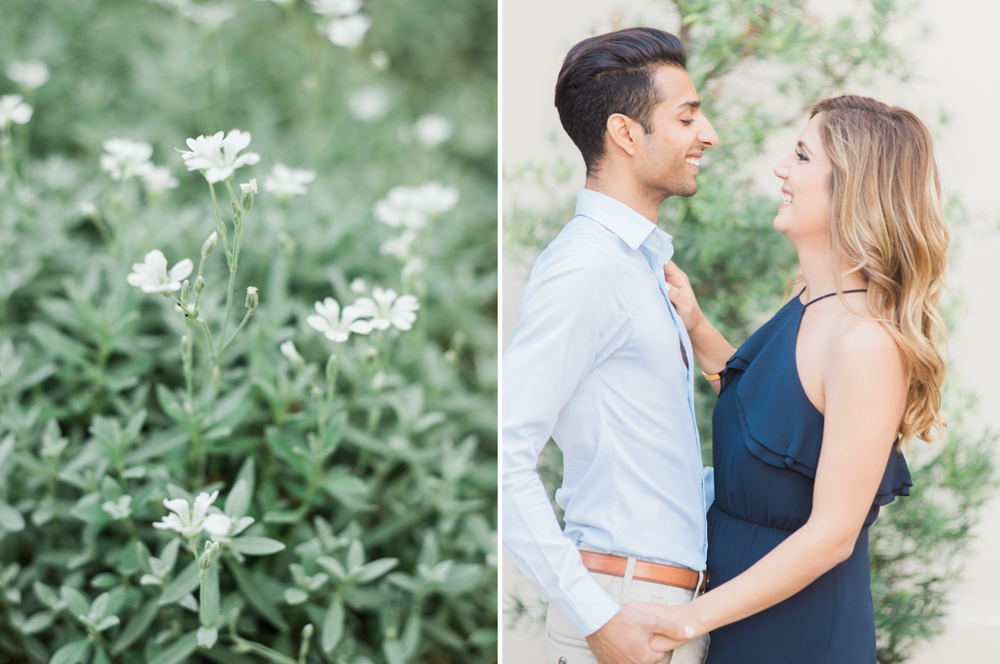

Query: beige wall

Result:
[501,0,1000,661]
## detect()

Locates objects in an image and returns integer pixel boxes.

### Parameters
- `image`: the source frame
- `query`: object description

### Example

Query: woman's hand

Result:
[623,601,698,653]
[663,261,704,333]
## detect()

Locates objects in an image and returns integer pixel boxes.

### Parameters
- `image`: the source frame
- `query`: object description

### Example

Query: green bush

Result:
[0,0,497,662]
[504,1,996,662]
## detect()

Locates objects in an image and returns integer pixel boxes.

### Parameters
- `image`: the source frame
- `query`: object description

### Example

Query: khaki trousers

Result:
[545,569,710,664]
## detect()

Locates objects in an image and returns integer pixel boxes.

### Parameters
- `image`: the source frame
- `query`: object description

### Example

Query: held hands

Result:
[625,601,701,653]
[663,261,703,333]
[585,604,695,664]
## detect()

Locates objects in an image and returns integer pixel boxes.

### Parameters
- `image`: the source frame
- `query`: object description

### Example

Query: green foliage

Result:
[0,0,497,663]
[504,1,996,661]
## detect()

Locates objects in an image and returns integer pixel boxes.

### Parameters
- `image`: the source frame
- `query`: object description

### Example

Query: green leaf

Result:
[284,588,308,605]
[19,610,54,635]
[356,558,398,583]
[322,468,370,510]
[197,625,218,649]
[156,384,189,427]
[401,613,421,657]
[50,638,91,664]
[346,540,365,572]
[33,581,60,608]
[90,573,119,589]
[60,585,91,618]
[225,478,250,519]
[226,558,288,630]
[263,509,302,524]
[146,631,199,664]
[319,411,347,455]
[90,592,110,621]
[113,598,160,654]
[201,560,220,627]
[95,615,121,632]
[227,537,286,556]
[234,456,256,507]
[316,556,346,581]
[321,595,344,653]
[265,426,311,476]
[70,493,109,525]
[383,638,405,664]
[159,560,200,605]
[0,497,25,532]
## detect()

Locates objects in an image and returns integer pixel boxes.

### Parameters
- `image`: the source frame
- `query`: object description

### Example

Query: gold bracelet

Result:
[701,370,723,381]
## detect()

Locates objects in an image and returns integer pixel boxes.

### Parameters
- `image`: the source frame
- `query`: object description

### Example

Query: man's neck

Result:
[584,175,662,224]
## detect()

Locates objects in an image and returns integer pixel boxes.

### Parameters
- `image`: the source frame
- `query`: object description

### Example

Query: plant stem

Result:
[220,180,246,343]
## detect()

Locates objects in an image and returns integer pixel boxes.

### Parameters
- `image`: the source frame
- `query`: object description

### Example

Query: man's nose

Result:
[697,116,719,148]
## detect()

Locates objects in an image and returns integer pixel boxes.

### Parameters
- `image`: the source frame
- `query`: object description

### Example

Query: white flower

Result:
[127,250,194,293]
[240,178,258,195]
[5,61,50,89]
[140,164,180,192]
[153,491,222,539]
[183,3,236,28]
[348,86,390,122]
[0,95,33,131]
[101,496,133,520]
[402,257,425,277]
[349,278,368,295]
[307,297,372,342]
[373,182,459,229]
[263,163,316,197]
[178,129,260,184]
[369,50,389,70]
[309,0,361,15]
[414,114,453,147]
[100,138,153,181]
[280,340,305,365]
[379,229,416,258]
[414,181,459,213]
[354,287,419,331]
[208,514,253,542]
[326,14,371,47]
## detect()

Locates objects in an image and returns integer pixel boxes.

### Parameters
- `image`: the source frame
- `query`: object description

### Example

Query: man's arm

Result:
[502,245,693,663]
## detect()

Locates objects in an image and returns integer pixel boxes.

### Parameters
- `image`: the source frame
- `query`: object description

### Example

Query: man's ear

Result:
[606,113,641,157]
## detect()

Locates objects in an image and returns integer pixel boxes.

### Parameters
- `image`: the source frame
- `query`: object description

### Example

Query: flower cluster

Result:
[310,0,370,47]
[177,129,260,184]
[304,288,420,345]
[373,182,459,230]
[100,138,179,191]
[348,86,391,122]
[264,163,316,198]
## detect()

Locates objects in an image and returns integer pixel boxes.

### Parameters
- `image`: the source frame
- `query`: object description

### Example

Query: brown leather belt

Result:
[580,550,708,592]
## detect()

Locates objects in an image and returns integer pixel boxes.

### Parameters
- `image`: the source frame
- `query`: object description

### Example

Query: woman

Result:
[634,94,949,663]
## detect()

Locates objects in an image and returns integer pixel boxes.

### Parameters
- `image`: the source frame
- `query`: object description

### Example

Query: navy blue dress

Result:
[704,293,911,664]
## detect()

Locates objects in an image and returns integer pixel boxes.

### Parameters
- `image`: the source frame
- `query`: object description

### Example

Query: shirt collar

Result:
[575,189,673,252]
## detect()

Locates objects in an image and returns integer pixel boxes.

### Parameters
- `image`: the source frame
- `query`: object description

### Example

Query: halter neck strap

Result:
[803,289,868,309]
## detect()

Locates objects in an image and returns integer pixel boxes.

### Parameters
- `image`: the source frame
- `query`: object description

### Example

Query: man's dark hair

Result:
[554,28,687,174]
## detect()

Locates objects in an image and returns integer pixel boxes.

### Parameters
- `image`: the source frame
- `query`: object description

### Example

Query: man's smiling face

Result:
[633,65,717,198]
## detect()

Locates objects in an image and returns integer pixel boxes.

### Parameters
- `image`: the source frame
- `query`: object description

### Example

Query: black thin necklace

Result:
[803,288,868,309]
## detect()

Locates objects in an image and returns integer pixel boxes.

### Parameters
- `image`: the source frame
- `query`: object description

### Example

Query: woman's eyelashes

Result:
[796,150,809,162]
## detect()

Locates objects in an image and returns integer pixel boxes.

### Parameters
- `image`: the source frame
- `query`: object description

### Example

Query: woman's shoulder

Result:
[824,314,906,397]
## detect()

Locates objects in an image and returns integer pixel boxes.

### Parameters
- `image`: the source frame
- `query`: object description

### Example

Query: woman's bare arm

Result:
[663,261,735,395]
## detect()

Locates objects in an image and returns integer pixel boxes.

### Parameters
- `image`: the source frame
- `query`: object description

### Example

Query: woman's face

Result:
[773,113,834,243]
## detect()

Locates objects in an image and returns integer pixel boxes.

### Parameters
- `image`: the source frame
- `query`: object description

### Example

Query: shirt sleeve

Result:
[501,243,628,636]
[703,466,715,512]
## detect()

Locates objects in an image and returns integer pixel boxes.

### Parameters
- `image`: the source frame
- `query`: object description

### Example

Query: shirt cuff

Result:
[549,571,622,637]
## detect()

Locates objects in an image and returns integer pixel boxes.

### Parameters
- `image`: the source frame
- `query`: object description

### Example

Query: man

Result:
[502,28,719,664]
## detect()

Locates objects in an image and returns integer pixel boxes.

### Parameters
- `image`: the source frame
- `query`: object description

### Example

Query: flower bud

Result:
[245,286,258,311]
[241,178,257,210]
[280,341,306,372]
[199,540,220,570]
[195,276,205,293]
[299,624,314,660]
[201,231,218,257]
[181,280,191,304]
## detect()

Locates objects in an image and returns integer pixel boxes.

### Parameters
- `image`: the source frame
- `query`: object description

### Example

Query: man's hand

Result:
[585,605,694,664]
[663,261,703,333]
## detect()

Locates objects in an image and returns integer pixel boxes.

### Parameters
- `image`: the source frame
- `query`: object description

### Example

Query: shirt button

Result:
[649,232,656,241]
[559,658,567,664]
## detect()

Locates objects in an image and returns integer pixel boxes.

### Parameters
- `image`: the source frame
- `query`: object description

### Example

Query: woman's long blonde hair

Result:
[812,94,949,447]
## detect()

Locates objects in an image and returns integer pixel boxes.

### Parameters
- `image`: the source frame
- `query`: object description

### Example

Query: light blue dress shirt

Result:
[502,189,713,637]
